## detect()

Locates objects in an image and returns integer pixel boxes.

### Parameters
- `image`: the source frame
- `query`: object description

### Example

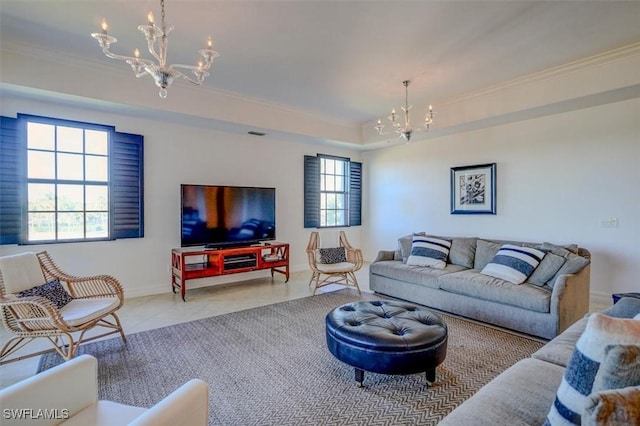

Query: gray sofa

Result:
[369,234,591,339]
[439,297,640,425]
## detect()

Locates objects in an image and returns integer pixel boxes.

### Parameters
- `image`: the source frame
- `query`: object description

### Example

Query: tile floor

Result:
[0,264,609,390]
[0,267,369,389]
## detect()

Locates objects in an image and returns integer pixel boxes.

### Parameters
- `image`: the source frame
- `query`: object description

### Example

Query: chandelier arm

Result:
[170,63,211,72]
[101,48,154,67]
[145,36,164,65]
[170,69,205,86]
[133,69,150,79]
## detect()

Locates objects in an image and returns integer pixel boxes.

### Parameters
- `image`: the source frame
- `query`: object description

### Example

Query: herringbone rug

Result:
[38,289,544,425]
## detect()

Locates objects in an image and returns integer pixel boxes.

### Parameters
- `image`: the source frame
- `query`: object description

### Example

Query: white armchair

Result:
[0,355,210,425]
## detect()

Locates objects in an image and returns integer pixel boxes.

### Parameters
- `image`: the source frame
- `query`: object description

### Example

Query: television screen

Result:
[181,185,276,248]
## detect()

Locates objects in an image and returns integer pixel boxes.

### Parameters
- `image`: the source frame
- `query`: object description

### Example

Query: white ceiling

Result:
[2,0,640,128]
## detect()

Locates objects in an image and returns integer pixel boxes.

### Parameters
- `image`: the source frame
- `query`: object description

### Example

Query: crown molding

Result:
[441,42,640,106]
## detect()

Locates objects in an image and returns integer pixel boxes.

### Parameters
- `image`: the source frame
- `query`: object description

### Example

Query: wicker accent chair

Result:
[306,231,363,295]
[0,251,126,365]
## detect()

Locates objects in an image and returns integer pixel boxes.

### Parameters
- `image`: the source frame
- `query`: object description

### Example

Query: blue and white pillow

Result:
[480,244,545,284]
[544,313,640,426]
[17,279,73,309]
[406,236,451,269]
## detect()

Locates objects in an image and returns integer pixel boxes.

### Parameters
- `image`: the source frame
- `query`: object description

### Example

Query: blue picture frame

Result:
[450,163,496,215]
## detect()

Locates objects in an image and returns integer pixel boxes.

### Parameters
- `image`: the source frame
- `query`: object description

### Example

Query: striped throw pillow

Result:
[406,235,451,269]
[480,244,545,284]
[544,313,640,426]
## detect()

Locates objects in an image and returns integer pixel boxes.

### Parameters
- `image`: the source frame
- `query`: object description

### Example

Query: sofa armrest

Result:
[373,250,395,263]
[550,263,591,335]
[0,355,98,425]
[129,379,209,426]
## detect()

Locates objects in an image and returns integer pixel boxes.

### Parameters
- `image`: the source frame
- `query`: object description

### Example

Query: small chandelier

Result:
[91,0,219,98]
[375,80,434,141]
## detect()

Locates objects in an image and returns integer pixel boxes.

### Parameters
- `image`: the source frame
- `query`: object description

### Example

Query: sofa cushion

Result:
[544,313,640,426]
[582,386,640,426]
[438,270,552,313]
[529,252,566,286]
[480,244,545,284]
[408,235,477,268]
[439,358,565,426]
[396,233,426,263]
[592,345,640,392]
[532,317,588,368]
[541,242,580,256]
[448,237,477,269]
[538,242,590,288]
[547,252,590,288]
[406,235,451,269]
[369,260,465,289]
[603,297,640,318]
[473,239,503,270]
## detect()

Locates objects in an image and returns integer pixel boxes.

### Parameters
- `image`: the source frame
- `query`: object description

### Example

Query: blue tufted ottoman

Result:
[326,300,448,387]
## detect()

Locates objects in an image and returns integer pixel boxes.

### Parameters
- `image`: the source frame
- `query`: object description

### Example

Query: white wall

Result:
[2,42,639,302]
[0,97,362,298]
[362,97,640,301]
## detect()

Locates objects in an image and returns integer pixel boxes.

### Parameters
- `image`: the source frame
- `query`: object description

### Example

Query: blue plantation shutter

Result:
[0,117,21,245]
[304,155,320,228]
[304,155,362,228]
[349,161,362,227]
[111,131,144,239]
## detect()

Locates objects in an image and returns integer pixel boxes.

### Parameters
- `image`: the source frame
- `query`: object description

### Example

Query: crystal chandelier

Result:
[375,80,434,141]
[91,0,219,98]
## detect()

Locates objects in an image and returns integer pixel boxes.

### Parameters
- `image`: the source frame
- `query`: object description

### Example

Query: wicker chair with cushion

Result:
[0,251,126,365]
[306,231,363,295]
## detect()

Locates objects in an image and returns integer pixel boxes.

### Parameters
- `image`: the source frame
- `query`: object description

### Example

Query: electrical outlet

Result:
[599,217,619,228]
[166,264,172,273]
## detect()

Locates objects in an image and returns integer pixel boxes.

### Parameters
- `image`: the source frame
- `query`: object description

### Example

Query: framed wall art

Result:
[450,163,496,215]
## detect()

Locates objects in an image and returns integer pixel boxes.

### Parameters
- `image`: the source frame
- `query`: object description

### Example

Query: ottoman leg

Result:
[425,367,436,383]
[354,368,365,387]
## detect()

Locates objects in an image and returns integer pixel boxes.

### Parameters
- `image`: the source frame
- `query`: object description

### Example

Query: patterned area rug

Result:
[38,289,544,425]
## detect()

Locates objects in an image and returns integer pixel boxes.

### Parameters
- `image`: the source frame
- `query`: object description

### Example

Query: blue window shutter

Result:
[304,155,320,228]
[0,116,21,245]
[349,161,362,226]
[111,131,144,239]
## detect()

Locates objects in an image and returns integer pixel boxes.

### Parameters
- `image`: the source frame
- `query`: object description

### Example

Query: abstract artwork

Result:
[450,163,496,214]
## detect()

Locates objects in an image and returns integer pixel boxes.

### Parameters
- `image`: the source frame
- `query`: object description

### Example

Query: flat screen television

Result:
[181,184,276,248]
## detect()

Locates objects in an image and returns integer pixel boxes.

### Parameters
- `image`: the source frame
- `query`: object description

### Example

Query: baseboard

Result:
[124,263,310,299]
[124,285,168,299]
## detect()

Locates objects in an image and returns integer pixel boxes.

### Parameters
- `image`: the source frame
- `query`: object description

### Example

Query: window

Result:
[0,114,144,245]
[26,121,109,241]
[304,154,361,228]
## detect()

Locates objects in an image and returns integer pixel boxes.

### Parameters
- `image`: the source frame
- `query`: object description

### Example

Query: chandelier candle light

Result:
[375,80,434,141]
[91,0,219,98]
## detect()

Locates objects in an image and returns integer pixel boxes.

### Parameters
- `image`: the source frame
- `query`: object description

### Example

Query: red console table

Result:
[171,242,290,301]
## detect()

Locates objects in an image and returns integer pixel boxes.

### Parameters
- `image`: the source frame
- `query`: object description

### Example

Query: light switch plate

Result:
[599,217,619,228]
